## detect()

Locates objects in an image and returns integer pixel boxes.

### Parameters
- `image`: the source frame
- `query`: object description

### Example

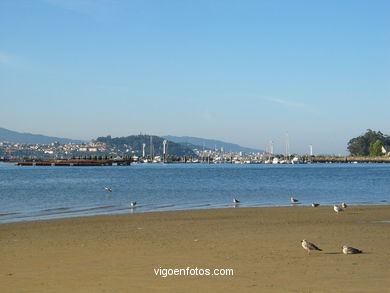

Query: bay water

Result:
[1,162,389,223]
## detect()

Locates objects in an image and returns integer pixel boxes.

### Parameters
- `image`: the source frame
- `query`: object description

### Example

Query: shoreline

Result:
[1,205,390,292]
[3,156,390,165]
[2,202,389,225]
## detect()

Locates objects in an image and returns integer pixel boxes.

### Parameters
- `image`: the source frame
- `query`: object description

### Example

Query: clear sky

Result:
[1,0,389,155]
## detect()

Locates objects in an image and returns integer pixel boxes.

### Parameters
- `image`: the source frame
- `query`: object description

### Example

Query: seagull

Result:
[233,198,240,204]
[130,201,137,208]
[334,205,344,213]
[103,186,112,192]
[311,203,320,207]
[291,197,299,204]
[341,202,348,208]
[342,245,362,254]
[301,240,322,254]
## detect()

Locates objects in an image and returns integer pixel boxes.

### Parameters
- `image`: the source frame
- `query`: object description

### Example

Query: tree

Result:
[369,140,383,157]
[348,129,386,156]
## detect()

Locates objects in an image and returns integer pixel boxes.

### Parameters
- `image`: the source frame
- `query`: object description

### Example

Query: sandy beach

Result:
[1,205,390,292]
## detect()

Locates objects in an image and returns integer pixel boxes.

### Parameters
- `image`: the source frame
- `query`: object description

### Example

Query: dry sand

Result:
[1,205,390,292]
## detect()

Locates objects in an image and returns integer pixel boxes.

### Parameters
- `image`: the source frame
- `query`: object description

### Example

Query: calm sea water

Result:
[1,162,389,223]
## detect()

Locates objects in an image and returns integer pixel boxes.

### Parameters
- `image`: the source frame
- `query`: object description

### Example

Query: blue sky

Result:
[1,0,389,154]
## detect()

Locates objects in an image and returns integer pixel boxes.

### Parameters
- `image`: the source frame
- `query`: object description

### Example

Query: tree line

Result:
[348,129,390,156]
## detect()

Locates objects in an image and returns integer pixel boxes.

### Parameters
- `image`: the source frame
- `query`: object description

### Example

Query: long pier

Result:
[311,156,390,163]
[15,159,131,166]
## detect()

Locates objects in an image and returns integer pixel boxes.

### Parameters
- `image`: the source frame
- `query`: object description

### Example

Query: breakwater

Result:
[311,156,390,163]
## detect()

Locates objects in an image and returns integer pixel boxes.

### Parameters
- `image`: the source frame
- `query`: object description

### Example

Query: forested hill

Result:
[96,135,196,157]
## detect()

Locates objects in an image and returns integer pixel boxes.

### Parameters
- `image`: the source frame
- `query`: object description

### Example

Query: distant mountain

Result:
[96,135,196,157]
[164,136,263,153]
[0,127,84,144]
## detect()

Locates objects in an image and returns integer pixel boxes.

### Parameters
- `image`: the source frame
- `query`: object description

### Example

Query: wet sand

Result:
[1,205,390,292]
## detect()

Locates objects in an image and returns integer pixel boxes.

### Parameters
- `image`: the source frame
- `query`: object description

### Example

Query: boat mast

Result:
[285,132,290,161]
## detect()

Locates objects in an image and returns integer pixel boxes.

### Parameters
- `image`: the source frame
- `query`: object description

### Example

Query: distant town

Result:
[1,128,389,165]
[0,139,294,164]
[1,139,390,166]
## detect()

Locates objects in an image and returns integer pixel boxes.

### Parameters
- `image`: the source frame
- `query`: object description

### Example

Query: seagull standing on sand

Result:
[341,202,348,208]
[291,197,299,204]
[334,205,344,213]
[103,186,112,192]
[301,240,322,254]
[311,203,320,207]
[233,198,240,204]
[130,201,137,208]
[342,245,362,254]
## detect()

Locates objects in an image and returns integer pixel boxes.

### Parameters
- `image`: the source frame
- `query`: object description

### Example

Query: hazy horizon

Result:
[1,0,389,155]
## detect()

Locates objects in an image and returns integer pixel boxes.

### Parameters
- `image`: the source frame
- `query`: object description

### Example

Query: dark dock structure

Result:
[16,159,131,166]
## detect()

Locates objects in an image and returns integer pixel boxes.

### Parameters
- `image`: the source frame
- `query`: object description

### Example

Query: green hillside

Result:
[96,135,196,157]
